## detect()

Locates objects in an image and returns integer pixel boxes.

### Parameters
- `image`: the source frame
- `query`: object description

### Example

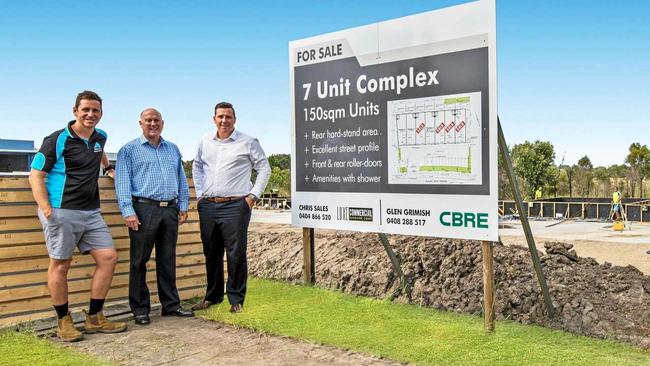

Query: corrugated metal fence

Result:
[0,176,206,326]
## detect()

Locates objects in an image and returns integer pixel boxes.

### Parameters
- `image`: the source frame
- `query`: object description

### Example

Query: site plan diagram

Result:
[387,92,482,185]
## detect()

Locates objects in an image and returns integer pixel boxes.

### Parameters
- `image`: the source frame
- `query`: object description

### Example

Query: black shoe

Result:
[161,307,194,317]
[134,314,150,325]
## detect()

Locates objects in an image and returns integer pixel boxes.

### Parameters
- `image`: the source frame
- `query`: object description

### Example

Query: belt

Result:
[203,196,244,203]
[132,197,177,207]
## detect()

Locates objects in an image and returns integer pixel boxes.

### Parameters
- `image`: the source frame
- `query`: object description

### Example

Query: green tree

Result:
[556,167,570,197]
[268,154,290,170]
[592,166,610,197]
[510,140,556,199]
[625,143,650,197]
[608,164,628,192]
[265,154,291,197]
[183,160,193,178]
[265,166,291,196]
[498,145,513,200]
[543,165,559,197]
[575,156,593,197]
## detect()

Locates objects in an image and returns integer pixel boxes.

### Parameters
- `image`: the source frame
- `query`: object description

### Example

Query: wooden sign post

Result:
[481,240,495,331]
[302,227,315,285]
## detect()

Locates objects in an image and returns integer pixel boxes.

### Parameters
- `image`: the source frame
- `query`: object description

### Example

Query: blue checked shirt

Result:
[115,135,190,218]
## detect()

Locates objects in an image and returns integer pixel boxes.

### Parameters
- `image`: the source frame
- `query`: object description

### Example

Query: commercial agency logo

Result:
[93,142,103,153]
[439,211,488,228]
[337,207,373,222]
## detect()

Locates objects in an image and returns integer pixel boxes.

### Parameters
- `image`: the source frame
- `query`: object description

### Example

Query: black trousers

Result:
[197,198,251,306]
[128,202,181,315]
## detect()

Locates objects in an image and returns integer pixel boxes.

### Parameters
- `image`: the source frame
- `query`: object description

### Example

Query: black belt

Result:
[132,197,177,207]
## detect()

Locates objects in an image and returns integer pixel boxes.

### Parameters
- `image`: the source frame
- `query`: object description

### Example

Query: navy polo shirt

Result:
[31,120,107,210]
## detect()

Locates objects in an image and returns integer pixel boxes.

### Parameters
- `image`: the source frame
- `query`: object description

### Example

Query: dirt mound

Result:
[248,228,650,348]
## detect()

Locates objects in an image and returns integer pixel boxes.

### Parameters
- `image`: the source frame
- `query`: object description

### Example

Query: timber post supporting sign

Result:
[302,227,315,285]
[290,0,498,331]
[481,240,495,331]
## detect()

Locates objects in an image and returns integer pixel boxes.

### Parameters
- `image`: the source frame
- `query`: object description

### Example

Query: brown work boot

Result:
[83,310,128,333]
[57,313,84,342]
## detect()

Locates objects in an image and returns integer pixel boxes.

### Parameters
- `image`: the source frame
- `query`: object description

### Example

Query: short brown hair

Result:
[214,101,236,118]
[75,90,102,109]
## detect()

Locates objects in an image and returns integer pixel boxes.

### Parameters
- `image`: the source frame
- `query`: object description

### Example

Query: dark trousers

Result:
[128,202,181,315]
[197,198,251,306]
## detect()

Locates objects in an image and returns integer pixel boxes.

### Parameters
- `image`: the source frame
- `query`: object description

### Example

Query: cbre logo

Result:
[439,211,488,228]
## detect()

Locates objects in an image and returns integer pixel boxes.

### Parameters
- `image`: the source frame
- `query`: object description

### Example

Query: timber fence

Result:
[0,176,206,326]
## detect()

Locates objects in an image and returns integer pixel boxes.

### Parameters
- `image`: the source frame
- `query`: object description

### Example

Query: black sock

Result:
[88,298,105,315]
[53,303,69,319]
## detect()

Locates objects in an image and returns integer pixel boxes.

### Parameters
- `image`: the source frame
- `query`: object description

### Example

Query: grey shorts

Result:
[37,208,114,260]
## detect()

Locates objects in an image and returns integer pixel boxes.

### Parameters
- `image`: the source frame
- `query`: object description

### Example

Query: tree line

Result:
[501,141,650,200]
[184,141,650,201]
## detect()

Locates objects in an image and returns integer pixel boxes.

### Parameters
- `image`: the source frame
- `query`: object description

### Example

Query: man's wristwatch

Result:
[247,194,259,202]
[103,164,115,175]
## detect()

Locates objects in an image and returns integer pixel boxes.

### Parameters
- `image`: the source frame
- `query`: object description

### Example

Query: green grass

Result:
[0,329,110,366]
[200,277,650,366]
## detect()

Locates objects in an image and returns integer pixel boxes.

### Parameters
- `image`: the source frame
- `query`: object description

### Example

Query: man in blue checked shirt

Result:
[115,108,193,325]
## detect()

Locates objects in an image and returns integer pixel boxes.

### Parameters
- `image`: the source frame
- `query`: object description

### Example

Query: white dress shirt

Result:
[192,130,271,199]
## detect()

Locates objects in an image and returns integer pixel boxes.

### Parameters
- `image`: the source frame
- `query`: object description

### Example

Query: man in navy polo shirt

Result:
[29,90,127,342]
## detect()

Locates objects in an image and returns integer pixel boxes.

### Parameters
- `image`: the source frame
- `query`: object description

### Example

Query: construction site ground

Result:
[55,211,649,363]
[245,212,650,348]
[499,219,650,274]
[253,210,650,274]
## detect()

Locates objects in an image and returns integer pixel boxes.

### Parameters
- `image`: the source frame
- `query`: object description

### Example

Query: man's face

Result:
[139,109,164,141]
[213,108,236,138]
[72,99,102,129]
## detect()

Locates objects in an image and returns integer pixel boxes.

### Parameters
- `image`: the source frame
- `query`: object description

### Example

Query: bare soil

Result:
[63,313,406,366]
[246,223,650,349]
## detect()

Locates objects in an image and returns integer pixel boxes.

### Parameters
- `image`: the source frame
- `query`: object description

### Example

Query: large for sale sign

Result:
[289,0,498,241]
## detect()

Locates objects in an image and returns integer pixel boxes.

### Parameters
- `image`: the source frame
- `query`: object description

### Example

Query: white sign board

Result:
[289,0,497,241]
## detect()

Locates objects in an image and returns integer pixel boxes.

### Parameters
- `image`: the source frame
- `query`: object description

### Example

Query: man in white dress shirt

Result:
[191,102,271,313]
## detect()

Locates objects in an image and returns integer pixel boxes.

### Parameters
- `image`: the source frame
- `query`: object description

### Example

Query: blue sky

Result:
[1,0,648,167]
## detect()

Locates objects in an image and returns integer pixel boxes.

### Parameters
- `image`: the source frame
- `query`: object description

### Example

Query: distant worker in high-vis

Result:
[29,90,127,342]
[612,186,622,221]
[534,187,542,200]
